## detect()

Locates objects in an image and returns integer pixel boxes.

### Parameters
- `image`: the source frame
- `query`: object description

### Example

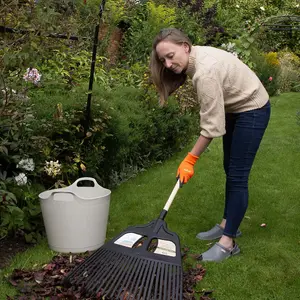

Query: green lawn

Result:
[1,92,300,299]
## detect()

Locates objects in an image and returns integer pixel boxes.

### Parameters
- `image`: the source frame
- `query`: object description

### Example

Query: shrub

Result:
[120,1,177,65]
[277,50,300,93]
[0,96,45,242]
[88,86,198,186]
[252,52,281,96]
[0,83,198,238]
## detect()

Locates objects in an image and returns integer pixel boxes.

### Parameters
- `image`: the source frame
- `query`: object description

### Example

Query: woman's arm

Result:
[190,135,213,157]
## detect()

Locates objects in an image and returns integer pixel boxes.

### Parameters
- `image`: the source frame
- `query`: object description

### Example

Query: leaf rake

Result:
[64,181,183,299]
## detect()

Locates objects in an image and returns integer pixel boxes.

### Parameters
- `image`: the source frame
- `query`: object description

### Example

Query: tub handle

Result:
[71,177,100,188]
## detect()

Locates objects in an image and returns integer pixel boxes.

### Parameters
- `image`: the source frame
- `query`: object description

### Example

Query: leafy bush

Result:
[254,13,300,55]
[0,83,198,238]
[120,1,177,65]
[0,96,45,242]
[252,52,281,96]
[277,50,300,93]
[0,0,99,91]
[86,86,198,187]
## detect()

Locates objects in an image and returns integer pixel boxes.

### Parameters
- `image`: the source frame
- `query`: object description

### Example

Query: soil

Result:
[0,236,32,270]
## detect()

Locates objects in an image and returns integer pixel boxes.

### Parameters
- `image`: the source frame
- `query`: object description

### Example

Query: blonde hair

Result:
[150,28,192,105]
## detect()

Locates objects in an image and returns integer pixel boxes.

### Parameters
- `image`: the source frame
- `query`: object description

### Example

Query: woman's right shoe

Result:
[196,224,242,240]
[197,241,241,262]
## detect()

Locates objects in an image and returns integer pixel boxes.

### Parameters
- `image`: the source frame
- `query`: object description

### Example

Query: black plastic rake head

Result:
[64,182,183,300]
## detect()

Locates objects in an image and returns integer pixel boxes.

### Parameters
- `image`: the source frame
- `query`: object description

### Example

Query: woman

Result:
[150,28,271,262]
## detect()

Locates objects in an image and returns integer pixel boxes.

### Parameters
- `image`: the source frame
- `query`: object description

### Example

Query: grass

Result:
[1,92,300,299]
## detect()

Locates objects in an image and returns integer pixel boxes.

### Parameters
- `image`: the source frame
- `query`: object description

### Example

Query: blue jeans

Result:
[222,101,271,238]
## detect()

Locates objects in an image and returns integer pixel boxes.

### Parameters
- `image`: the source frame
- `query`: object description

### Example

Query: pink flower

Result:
[23,67,41,85]
[268,76,273,81]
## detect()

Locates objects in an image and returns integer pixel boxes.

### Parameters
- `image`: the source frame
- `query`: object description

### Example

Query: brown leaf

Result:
[194,275,203,282]
[34,271,45,283]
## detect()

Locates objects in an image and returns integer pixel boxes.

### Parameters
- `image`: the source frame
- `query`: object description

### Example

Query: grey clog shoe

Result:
[198,242,240,262]
[196,224,242,240]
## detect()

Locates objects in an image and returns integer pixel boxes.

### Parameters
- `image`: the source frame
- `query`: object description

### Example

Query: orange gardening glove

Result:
[176,152,199,185]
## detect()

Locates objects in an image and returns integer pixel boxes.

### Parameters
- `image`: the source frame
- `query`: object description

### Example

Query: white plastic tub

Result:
[39,177,111,253]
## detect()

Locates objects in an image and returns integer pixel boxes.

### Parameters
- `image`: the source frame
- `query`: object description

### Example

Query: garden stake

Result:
[64,180,183,300]
[84,0,106,135]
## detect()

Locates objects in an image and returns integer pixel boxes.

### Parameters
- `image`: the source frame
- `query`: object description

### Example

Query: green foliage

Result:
[216,1,300,55]
[104,0,127,25]
[0,181,19,237]
[0,0,98,91]
[121,1,177,65]
[252,52,281,96]
[0,177,44,243]
[277,50,300,93]
[255,15,300,55]
[87,86,197,186]
[0,96,45,241]
[175,6,205,45]
[176,1,225,46]
[0,82,197,237]
[39,50,109,88]
[231,34,257,69]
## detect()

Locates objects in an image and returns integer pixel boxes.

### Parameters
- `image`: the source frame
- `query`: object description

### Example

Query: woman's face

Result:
[156,40,190,74]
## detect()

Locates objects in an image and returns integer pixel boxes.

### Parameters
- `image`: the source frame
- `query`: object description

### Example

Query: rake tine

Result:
[105,255,138,297]
[95,253,129,294]
[125,257,145,298]
[85,251,122,294]
[115,256,141,299]
[117,259,143,297]
[131,259,149,298]
[68,248,107,285]
[153,262,162,299]
[177,266,182,300]
[145,260,159,299]
[168,265,172,300]
[172,266,176,300]
[159,263,166,299]
[137,259,152,299]
[69,248,105,279]
[138,259,155,299]
[163,264,169,300]
[101,254,131,292]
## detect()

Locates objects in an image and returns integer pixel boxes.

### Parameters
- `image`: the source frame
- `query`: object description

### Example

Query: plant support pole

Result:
[84,0,106,135]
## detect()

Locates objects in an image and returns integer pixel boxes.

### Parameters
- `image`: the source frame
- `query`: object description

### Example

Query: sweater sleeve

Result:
[194,72,226,138]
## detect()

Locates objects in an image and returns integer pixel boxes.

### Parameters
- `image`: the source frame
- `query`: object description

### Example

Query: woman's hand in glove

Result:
[176,152,199,185]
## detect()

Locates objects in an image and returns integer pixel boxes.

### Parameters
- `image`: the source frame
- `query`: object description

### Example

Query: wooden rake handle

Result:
[163,180,181,212]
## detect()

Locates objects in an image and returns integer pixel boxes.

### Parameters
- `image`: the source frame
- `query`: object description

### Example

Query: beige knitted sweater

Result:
[185,46,269,138]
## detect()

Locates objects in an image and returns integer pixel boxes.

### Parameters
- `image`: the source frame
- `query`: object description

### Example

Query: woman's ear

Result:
[183,42,190,53]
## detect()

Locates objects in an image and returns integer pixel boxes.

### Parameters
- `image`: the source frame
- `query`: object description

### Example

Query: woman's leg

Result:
[222,113,236,225]
[221,101,271,245]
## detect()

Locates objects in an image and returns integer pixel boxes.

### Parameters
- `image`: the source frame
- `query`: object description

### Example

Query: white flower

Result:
[128,0,140,4]
[260,6,265,11]
[227,42,236,50]
[15,173,28,186]
[296,4,299,8]
[221,42,237,54]
[236,4,240,8]
[1,88,16,95]
[44,160,62,178]
[17,158,35,171]
[23,68,41,85]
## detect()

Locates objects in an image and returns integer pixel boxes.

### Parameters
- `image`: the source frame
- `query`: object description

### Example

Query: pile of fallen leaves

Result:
[7,253,214,300]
